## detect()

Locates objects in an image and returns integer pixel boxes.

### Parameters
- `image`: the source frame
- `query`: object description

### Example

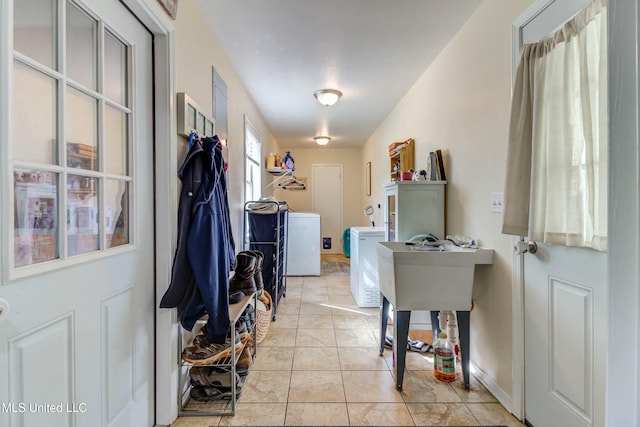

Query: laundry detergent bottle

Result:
[433,332,456,382]
[282,151,295,171]
[267,152,276,169]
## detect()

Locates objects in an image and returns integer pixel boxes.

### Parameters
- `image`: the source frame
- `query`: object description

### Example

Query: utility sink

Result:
[376,241,494,311]
[376,241,494,391]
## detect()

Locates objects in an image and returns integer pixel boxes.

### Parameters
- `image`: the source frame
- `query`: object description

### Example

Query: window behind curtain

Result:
[502,0,607,251]
[244,117,261,202]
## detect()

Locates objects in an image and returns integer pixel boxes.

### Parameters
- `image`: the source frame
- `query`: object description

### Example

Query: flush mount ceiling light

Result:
[314,136,331,146]
[313,89,342,106]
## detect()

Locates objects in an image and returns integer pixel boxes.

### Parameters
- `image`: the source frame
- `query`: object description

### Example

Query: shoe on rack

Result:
[193,326,241,347]
[229,290,245,304]
[226,320,252,347]
[236,319,248,335]
[191,323,211,348]
[236,321,253,345]
[190,374,247,402]
[185,334,243,365]
[241,333,253,349]
[236,346,253,370]
[190,366,241,388]
[247,250,265,296]
[240,305,256,330]
[229,251,257,294]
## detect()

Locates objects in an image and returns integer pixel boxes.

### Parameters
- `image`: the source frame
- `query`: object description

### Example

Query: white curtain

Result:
[502,0,607,252]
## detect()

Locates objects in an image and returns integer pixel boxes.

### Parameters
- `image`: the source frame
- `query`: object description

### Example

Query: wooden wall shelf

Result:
[389,138,415,181]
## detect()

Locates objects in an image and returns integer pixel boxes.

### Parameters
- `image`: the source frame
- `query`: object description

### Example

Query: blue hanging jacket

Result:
[160,136,235,344]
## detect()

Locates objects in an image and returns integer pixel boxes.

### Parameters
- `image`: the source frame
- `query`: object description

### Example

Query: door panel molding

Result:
[9,313,74,426]
[549,277,592,423]
[101,287,135,425]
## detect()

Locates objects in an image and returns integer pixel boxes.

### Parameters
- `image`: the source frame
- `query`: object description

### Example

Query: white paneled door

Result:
[0,1,154,426]
[312,164,343,255]
[516,1,607,427]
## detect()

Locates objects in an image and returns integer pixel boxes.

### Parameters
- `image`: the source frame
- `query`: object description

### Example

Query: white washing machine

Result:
[350,226,385,307]
[286,212,321,276]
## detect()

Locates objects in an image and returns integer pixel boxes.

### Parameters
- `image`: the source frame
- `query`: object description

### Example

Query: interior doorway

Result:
[311,164,343,255]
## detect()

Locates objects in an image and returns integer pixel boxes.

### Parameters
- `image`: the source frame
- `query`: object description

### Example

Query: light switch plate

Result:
[490,192,504,213]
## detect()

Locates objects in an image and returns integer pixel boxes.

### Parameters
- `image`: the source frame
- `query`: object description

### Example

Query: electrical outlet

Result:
[490,192,504,213]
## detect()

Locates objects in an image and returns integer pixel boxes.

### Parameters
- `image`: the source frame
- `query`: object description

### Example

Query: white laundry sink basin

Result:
[376,241,494,311]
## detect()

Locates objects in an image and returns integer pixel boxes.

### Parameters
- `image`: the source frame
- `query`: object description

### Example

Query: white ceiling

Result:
[197,0,483,149]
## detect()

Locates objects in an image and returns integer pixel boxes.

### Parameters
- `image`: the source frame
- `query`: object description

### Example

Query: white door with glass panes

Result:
[0,0,154,426]
[513,1,607,426]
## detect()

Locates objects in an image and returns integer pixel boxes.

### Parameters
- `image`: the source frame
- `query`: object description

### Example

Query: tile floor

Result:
[171,267,525,427]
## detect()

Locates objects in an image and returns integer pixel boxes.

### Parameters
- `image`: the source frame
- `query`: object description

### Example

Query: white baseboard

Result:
[409,309,431,330]
[409,322,431,330]
[470,361,516,416]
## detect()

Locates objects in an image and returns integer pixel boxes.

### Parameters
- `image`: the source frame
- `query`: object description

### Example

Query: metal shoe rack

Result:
[178,292,257,416]
[244,200,288,320]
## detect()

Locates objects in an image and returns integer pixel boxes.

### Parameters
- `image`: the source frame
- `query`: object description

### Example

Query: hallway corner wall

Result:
[174,0,280,245]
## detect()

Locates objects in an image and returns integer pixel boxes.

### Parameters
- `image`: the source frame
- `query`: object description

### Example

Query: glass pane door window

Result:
[14,171,59,267]
[10,0,133,271]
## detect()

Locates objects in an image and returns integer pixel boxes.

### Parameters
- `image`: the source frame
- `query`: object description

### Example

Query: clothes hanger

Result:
[266,169,293,188]
[278,176,306,190]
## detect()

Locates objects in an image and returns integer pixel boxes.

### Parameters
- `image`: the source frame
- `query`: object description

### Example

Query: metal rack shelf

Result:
[177,293,257,416]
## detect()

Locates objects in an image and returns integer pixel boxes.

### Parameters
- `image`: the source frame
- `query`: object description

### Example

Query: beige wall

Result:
[174,0,280,243]
[362,0,533,398]
[273,148,366,230]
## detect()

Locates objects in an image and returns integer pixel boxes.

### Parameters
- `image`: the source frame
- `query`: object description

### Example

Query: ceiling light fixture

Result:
[314,136,331,146]
[313,89,342,106]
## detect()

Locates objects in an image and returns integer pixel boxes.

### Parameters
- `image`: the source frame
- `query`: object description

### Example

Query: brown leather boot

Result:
[229,251,257,294]
[248,250,265,296]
